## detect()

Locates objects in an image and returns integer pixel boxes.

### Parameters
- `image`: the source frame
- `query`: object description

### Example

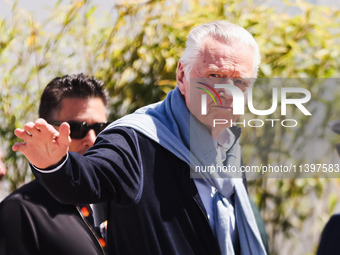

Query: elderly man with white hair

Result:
[12,20,268,255]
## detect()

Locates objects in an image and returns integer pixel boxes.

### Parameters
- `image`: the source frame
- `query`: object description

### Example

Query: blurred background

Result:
[1,0,340,254]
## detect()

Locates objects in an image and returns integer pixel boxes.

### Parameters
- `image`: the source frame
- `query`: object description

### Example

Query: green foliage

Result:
[1,0,340,254]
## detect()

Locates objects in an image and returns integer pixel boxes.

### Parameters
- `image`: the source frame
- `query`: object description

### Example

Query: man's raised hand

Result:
[12,118,71,169]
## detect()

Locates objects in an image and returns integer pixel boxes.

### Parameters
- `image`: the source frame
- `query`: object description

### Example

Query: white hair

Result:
[179,20,261,78]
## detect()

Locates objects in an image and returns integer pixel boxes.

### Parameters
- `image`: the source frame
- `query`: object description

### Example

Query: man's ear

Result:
[176,62,186,96]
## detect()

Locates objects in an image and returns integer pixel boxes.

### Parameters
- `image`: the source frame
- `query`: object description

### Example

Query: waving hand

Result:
[12,118,71,169]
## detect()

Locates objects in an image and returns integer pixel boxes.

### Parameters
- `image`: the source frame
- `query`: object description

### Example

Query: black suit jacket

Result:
[0,180,105,255]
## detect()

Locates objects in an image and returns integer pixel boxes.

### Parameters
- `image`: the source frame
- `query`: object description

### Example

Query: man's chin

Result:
[79,150,87,155]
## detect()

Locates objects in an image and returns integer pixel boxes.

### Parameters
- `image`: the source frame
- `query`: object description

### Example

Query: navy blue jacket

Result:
[317,214,340,255]
[33,127,267,255]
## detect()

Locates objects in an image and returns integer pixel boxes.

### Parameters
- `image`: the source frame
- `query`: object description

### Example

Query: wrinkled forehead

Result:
[196,37,256,77]
[200,36,255,60]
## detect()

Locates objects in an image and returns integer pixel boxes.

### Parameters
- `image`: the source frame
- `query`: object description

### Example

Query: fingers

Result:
[35,118,48,126]
[13,119,71,148]
[58,122,71,145]
[35,120,70,146]
[12,119,70,168]
[13,118,60,148]
[18,119,50,140]
[24,122,40,137]
[34,118,59,139]
[12,142,26,152]
[14,128,33,141]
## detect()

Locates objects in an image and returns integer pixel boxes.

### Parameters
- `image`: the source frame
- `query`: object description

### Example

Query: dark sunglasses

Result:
[49,120,109,139]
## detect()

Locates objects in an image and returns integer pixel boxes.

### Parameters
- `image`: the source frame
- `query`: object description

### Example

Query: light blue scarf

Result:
[107,87,266,255]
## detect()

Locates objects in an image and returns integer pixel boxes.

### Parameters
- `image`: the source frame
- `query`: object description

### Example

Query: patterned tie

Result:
[79,204,107,249]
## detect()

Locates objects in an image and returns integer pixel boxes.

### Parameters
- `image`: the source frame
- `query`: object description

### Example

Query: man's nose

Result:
[215,79,234,99]
[82,129,97,147]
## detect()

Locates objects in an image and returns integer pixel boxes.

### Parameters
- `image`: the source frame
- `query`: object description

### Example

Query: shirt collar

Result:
[214,126,241,162]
